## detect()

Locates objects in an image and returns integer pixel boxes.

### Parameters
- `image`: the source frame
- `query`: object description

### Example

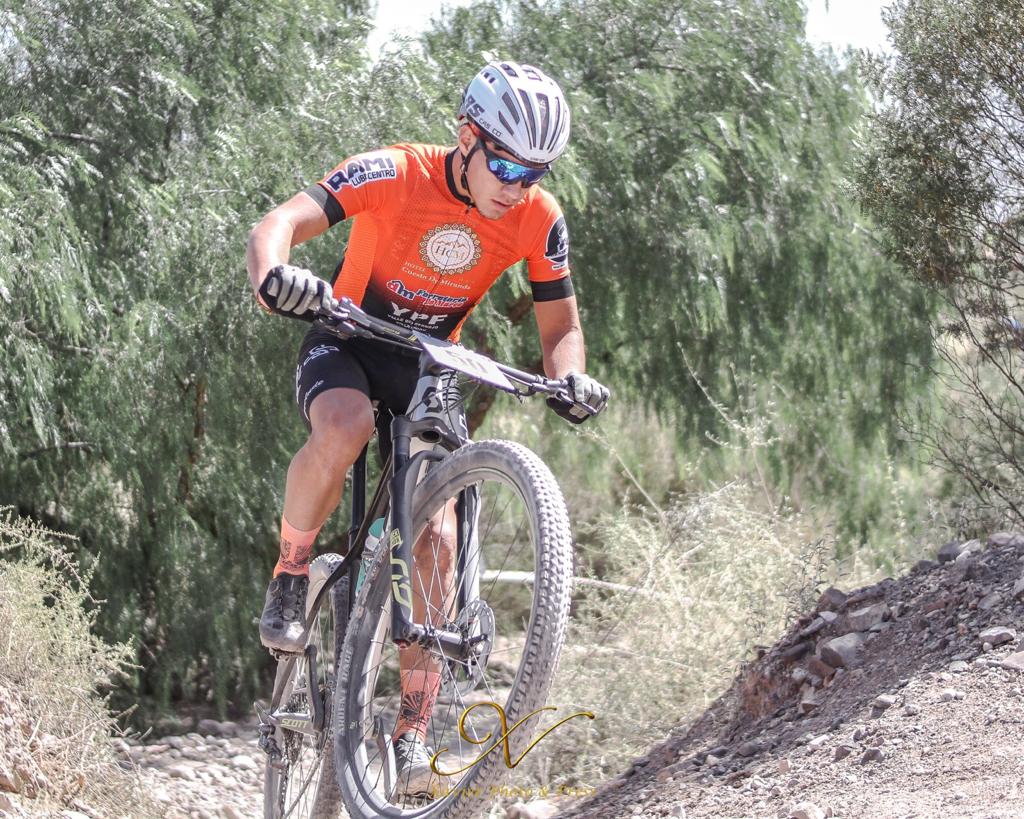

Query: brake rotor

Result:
[439,599,494,698]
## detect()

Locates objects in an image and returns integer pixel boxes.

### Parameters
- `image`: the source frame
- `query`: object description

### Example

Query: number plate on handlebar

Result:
[417,335,516,392]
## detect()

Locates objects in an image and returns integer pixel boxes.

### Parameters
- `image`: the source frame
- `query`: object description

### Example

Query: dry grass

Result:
[513,478,843,793]
[0,511,162,817]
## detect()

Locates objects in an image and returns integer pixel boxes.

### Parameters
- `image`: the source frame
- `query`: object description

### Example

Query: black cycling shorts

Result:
[294,326,421,434]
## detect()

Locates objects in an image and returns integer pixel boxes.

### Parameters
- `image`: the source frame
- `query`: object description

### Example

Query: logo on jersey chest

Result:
[386,279,469,308]
[390,303,448,327]
[419,224,482,276]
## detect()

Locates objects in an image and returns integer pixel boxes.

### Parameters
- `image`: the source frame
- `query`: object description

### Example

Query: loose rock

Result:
[872,694,897,711]
[789,802,826,819]
[506,800,558,819]
[860,747,886,764]
[979,626,1016,646]
[735,740,763,758]
[937,540,965,562]
[229,755,258,772]
[847,603,889,632]
[988,532,1024,549]
[817,587,847,610]
[167,764,196,781]
[833,744,855,761]
[820,633,865,669]
[807,656,836,680]
[999,652,1024,672]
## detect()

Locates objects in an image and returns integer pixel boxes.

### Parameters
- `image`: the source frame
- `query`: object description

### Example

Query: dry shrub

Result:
[0,511,160,817]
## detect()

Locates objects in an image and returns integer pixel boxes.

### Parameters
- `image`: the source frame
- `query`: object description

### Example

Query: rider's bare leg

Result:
[261,387,378,651]
[274,387,375,574]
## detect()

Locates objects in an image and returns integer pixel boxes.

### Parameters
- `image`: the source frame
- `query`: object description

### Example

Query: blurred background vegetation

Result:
[2,0,1021,789]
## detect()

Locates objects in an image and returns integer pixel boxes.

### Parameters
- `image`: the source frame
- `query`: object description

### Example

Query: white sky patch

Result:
[368,0,475,58]
[805,0,892,53]
[369,0,894,58]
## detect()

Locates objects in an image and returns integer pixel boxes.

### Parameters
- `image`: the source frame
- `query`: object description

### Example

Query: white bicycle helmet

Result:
[458,60,571,165]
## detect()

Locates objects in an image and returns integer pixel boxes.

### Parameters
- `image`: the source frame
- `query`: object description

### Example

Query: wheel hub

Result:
[439,599,494,697]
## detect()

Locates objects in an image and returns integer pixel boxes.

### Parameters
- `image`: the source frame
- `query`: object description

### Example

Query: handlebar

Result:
[313,297,581,406]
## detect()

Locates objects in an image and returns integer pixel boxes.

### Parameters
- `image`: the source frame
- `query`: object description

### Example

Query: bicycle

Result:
[258,297,594,819]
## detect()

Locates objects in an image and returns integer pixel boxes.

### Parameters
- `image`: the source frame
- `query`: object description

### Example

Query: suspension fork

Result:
[388,415,471,654]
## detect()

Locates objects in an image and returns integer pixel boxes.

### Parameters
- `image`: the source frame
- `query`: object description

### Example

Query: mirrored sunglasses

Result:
[479,139,550,187]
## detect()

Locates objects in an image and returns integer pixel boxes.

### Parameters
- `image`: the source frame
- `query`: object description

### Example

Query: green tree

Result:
[0,0,393,713]
[856,0,1024,526]
[423,0,935,530]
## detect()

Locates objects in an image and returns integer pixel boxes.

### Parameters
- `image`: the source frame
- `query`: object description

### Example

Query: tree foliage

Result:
[424,0,935,527]
[0,0,938,714]
[856,0,1024,525]
[0,0,392,712]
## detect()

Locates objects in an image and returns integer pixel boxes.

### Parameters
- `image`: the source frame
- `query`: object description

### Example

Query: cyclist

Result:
[246,60,609,792]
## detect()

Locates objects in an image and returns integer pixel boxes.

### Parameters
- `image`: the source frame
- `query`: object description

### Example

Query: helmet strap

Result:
[459,139,482,212]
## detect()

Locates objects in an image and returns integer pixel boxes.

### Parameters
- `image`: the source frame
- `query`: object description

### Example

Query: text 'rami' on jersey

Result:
[324,152,398,192]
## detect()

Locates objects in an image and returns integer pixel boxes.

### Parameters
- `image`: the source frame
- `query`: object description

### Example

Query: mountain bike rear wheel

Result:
[263,571,350,819]
[333,440,574,819]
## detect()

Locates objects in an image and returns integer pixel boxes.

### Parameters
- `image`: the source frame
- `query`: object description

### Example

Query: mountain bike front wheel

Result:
[263,570,350,819]
[333,440,574,819]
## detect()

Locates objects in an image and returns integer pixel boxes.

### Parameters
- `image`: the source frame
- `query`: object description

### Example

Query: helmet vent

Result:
[546,97,563,152]
[518,88,538,148]
[500,63,519,77]
[501,91,521,124]
[536,93,551,148]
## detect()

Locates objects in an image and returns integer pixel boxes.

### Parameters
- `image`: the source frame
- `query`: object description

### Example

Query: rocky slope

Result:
[560,532,1024,819]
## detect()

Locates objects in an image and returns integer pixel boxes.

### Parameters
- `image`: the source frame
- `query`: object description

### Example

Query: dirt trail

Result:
[117,718,263,818]
[560,532,1024,819]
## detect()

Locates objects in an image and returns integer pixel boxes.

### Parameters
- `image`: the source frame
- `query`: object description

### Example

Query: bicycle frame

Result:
[300,296,584,656]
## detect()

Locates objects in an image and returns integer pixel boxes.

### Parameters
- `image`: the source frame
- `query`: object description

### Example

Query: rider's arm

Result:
[534,296,586,379]
[245,192,330,298]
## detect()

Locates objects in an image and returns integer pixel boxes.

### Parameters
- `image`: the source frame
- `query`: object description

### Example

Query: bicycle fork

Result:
[386,370,483,661]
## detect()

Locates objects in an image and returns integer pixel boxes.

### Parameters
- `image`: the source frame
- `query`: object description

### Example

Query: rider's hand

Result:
[547,371,610,424]
[258,264,333,321]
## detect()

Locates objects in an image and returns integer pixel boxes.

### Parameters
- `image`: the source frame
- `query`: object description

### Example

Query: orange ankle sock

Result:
[273,516,322,577]
[394,669,442,740]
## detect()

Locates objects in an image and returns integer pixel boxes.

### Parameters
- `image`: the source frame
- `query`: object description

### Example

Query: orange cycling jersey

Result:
[304,143,573,341]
